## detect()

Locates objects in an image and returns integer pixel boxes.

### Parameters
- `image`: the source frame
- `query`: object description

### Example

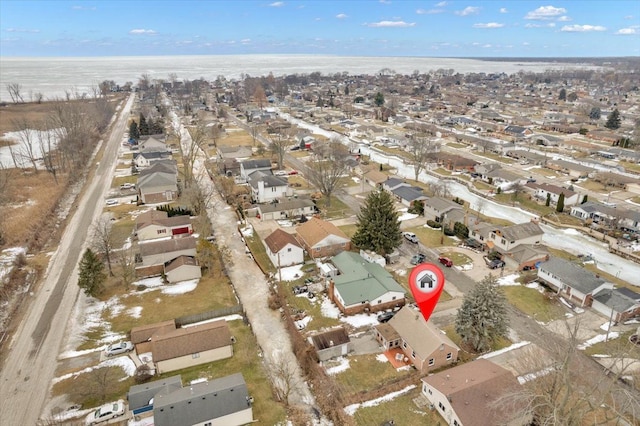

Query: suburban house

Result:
[248,172,291,203]
[423,197,465,225]
[390,185,428,207]
[328,251,406,315]
[138,236,197,267]
[382,177,408,193]
[295,217,351,258]
[137,162,179,204]
[422,359,529,426]
[592,287,640,323]
[134,151,172,169]
[374,306,459,373]
[131,320,177,355]
[308,327,351,361]
[537,257,614,308]
[434,153,478,172]
[255,197,316,221]
[362,169,388,188]
[217,145,253,162]
[164,255,201,284]
[527,182,579,207]
[153,373,254,426]
[486,221,543,252]
[505,244,549,271]
[570,201,619,226]
[128,375,183,415]
[135,210,193,242]
[240,158,272,181]
[151,320,233,374]
[138,135,167,153]
[263,228,304,268]
[545,159,595,179]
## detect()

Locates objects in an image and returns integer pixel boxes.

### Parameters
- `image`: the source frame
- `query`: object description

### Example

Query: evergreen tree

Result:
[139,113,149,135]
[582,194,588,204]
[545,193,551,207]
[351,189,402,255]
[344,86,350,96]
[78,248,106,297]
[455,275,509,352]
[558,88,566,101]
[556,192,565,212]
[129,121,140,140]
[374,91,385,107]
[589,106,601,120]
[605,109,621,130]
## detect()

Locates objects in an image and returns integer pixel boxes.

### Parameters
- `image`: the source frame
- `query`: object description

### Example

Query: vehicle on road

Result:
[438,256,453,267]
[85,400,125,425]
[377,311,396,323]
[104,341,133,357]
[403,232,419,244]
[410,253,426,265]
[288,170,299,175]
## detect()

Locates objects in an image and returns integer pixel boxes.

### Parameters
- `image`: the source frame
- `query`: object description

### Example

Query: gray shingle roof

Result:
[538,257,606,295]
[154,373,251,426]
[593,289,640,314]
[128,375,182,411]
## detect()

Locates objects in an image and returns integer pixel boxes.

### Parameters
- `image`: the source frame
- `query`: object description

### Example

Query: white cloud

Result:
[525,22,555,28]
[455,6,480,16]
[269,1,284,7]
[435,1,448,6]
[366,20,416,28]
[72,5,96,10]
[522,41,530,45]
[483,44,492,48]
[416,8,444,14]
[499,7,508,13]
[5,28,40,33]
[558,15,571,22]
[379,0,391,3]
[241,38,251,44]
[525,5,567,20]
[616,27,639,35]
[473,22,504,28]
[129,29,156,35]
[561,24,606,32]
[336,13,348,19]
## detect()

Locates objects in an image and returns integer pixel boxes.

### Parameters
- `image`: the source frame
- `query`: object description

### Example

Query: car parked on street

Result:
[104,341,134,357]
[438,256,453,267]
[410,253,426,265]
[403,232,419,244]
[85,400,125,425]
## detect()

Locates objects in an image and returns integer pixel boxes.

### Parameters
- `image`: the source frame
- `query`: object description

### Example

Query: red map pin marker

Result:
[408,263,445,322]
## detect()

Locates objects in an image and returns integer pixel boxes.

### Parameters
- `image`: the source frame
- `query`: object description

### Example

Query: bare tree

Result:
[253,85,267,109]
[510,181,525,203]
[116,248,136,288]
[474,197,486,220]
[6,83,24,103]
[210,122,224,147]
[38,128,59,183]
[267,350,303,406]
[12,118,41,172]
[138,73,151,91]
[174,121,207,189]
[494,321,640,425]
[407,134,439,181]
[305,138,351,208]
[431,180,450,198]
[269,129,294,170]
[92,215,115,277]
[249,123,261,146]
[70,367,123,404]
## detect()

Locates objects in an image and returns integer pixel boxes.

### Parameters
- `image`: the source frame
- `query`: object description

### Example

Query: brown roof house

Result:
[374,305,459,373]
[131,320,177,355]
[295,217,351,259]
[308,327,351,361]
[422,359,530,426]
[263,228,304,268]
[164,255,201,284]
[151,320,233,374]
[136,210,193,242]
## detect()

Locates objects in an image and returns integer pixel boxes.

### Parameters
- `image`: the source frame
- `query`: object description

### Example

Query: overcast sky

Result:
[1,0,638,57]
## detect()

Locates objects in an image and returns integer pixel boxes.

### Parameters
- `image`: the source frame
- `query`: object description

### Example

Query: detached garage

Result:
[164,256,201,283]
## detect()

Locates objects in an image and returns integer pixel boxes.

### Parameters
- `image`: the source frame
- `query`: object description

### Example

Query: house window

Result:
[205,423,212,426]
[411,351,416,359]
[439,402,445,411]
[392,296,396,300]
[287,248,291,252]
[454,421,459,426]
[480,236,484,241]
[271,187,276,192]
[157,229,167,234]
[377,300,381,304]
[192,352,200,359]
[428,389,432,395]
[428,358,435,366]
[501,238,506,244]
[403,342,407,349]
[446,352,452,360]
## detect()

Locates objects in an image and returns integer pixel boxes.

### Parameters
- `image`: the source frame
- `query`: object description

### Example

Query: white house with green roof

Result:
[328,251,406,315]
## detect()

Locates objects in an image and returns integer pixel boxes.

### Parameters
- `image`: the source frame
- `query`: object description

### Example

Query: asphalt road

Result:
[0,93,134,425]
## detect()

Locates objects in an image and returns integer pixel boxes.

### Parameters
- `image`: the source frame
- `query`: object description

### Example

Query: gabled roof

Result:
[310,327,350,350]
[264,228,302,253]
[538,257,608,295]
[138,172,177,189]
[388,306,459,358]
[139,236,197,257]
[422,359,521,425]
[427,197,463,214]
[593,288,640,314]
[128,375,182,411]
[507,244,548,263]
[383,177,407,190]
[531,182,577,198]
[134,151,171,160]
[249,174,288,189]
[138,160,177,177]
[240,158,271,169]
[164,255,198,273]
[495,221,543,241]
[131,319,177,345]
[363,169,388,184]
[391,186,426,202]
[257,197,315,214]
[151,320,231,362]
[331,251,405,306]
[136,212,191,231]
[296,217,349,248]
[136,210,169,225]
[153,373,250,426]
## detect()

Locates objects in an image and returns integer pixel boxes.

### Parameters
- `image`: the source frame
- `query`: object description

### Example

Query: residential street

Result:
[0,94,134,425]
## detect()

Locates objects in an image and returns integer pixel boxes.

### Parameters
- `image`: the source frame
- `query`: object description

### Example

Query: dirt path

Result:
[0,93,134,425]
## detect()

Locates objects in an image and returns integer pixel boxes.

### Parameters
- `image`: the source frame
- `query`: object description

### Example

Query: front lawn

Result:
[316,196,353,219]
[407,226,456,248]
[332,354,410,394]
[438,250,473,267]
[245,233,277,274]
[353,386,443,426]
[503,285,566,323]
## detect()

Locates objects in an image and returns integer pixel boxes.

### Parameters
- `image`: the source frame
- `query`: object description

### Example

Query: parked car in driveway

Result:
[438,256,453,267]
[104,341,134,357]
[403,232,419,244]
[486,259,505,269]
[105,199,117,206]
[85,400,125,425]
[377,311,396,323]
[410,253,426,265]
